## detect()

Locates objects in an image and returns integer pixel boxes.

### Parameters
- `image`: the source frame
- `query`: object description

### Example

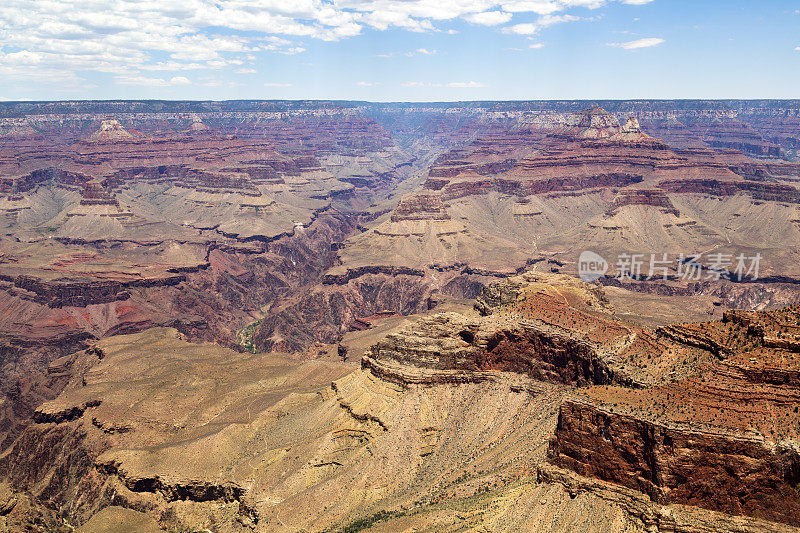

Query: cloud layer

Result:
[0,0,656,88]
[608,37,664,49]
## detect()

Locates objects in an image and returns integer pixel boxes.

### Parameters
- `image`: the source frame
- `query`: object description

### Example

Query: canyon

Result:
[2,99,800,531]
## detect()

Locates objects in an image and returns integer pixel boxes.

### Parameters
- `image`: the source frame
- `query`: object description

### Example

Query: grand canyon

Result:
[0,98,798,531]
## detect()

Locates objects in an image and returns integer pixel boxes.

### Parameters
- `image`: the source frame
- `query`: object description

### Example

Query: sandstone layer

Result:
[2,99,800,531]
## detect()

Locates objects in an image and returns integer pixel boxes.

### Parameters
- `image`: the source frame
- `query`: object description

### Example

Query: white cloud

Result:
[501,1,561,15]
[401,80,485,88]
[140,61,206,71]
[446,81,485,87]
[203,79,244,88]
[529,42,545,48]
[539,13,580,27]
[236,68,257,74]
[620,0,655,4]
[504,13,578,34]
[466,11,513,25]
[404,48,437,56]
[264,82,292,87]
[114,74,191,86]
[506,22,539,35]
[795,46,800,51]
[357,81,379,86]
[608,37,665,49]
[114,75,170,86]
[2,50,44,64]
[0,0,658,88]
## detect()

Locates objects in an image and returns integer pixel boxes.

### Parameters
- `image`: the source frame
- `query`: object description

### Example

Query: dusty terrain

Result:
[2,99,800,531]
[6,274,800,532]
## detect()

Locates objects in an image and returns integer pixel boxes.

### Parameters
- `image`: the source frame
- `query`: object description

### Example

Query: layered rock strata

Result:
[549,305,800,526]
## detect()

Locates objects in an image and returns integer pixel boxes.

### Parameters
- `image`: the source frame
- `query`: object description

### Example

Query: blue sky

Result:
[0,0,798,101]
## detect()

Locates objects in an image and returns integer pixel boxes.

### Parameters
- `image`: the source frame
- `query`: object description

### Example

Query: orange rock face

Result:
[549,400,800,525]
[549,305,800,526]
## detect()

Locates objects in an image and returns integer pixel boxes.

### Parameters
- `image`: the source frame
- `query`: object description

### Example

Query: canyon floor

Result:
[1,100,800,531]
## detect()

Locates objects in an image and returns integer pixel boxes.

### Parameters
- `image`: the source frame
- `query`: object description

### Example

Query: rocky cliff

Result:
[549,400,800,525]
[548,304,800,526]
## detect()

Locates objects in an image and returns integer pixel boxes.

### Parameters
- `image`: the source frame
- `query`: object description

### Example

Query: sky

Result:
[0,0,798,102]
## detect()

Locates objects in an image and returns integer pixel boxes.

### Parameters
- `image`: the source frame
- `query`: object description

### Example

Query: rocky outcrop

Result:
[554,106,623,140]
[365,312,619,386]
[537,463,799,533]
[437,178,495,200]
[530,173,644,195]
[659,178,800,203]
[390,193,450,221]
[607,189,680,215]
[1,167,92,196]
[95,460,247,505]
[426,159,516,179]
[548,304,800,526]
[549,400,800,526]
[361,273,641,387]
[655,323,734,358]
[427,171,647,199]
[33,399,101,424]
[321,265,426,285]
[0,274,185,308]
[87,118,135,143]
[360,354,496,386]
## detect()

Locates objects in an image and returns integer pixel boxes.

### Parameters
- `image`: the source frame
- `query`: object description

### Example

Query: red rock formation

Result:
[549,304,800,526]
[529,173,643,195]
[360,273,645,387]
[390,194,450,221]
[0,273,185,308]
[607,188,680,215]
[365,314,620,386]
[254,270,433,352]
[549,400,800,525]
[659,178,800,203]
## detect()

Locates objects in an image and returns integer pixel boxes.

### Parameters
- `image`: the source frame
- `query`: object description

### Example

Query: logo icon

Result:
[578,251,608,282]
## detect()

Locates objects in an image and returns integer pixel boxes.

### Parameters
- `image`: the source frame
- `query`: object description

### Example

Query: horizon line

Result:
[2,98,800,105]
